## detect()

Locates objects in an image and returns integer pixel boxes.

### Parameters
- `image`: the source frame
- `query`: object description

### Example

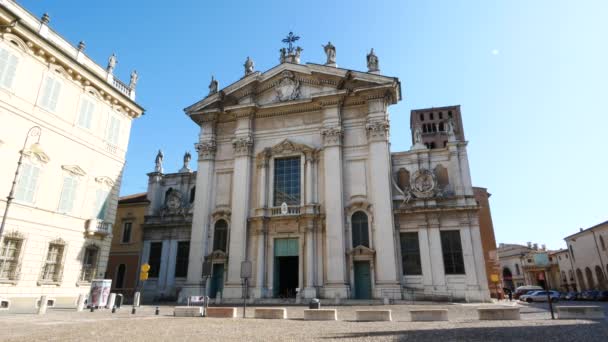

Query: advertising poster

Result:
[89,279,112,307]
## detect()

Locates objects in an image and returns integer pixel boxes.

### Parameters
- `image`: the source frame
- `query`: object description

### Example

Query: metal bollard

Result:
[90,306,95,312]
[155,306,159,315]
[131,307,136,314]
[112,306,116,313]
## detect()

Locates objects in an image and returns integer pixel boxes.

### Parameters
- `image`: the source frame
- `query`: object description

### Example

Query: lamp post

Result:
[0,126,43,241]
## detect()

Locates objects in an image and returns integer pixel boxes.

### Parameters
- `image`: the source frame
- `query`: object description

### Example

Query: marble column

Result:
[224,131,253,298]
[320,103,348,298]
[303,222,316,298]
[182,134,216,301]
[428,224,447,290]
[254,223,267,298]
[366,99,400,295]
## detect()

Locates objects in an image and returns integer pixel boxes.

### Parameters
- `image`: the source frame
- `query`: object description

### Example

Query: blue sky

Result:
[19,1,608,250]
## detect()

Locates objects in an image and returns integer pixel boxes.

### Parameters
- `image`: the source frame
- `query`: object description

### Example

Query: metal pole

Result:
[0,126,41,241]
[545,270,555,319]
[243,278,247,319]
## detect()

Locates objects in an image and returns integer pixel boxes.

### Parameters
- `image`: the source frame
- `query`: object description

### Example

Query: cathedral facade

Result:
[180,41,490,302]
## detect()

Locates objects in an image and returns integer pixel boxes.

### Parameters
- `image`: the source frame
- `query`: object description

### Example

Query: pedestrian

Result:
[507,289,513,301]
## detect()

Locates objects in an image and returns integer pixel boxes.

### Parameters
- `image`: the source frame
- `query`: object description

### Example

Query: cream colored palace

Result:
[0,1,143,308]
[180,40,490,302]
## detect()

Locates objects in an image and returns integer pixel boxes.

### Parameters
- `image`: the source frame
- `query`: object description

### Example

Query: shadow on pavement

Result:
[323,322,608,341]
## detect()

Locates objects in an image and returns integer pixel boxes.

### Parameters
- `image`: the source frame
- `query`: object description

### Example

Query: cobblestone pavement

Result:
[0,302,606,341]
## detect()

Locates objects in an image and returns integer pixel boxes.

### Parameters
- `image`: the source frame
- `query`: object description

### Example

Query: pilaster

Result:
[365,98,400,290]
[320,103,348,298]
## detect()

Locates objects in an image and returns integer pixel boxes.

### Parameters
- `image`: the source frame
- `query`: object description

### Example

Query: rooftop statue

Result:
[367,48,379,73]
[244,56,255,75]
[129,70,138,89]
[154,149,164,173]
[208,75,218,95]
[107,53,117,73]
[322,41,336,65]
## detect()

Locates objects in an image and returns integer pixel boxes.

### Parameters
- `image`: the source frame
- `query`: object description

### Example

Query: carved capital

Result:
[232,135,253,157]
[365,120,389,142]
[256,148,271,169]
[195,140,217,161]
[321,126,343,147]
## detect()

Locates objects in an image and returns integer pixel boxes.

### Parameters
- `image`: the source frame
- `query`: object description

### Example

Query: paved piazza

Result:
[0,302,607,341]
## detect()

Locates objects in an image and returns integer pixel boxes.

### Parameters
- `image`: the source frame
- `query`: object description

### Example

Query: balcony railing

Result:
[86,219,112,237]
[270,205,301,217]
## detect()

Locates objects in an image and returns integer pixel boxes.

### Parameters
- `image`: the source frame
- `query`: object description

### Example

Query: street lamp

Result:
[0,126,44,240]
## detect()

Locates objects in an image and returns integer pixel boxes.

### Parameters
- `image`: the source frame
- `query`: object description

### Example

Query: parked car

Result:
[581,290,601,301]
[513,285,543,299]
[596,291,608,301]
[564,291,579,300]
[519,290,560,303]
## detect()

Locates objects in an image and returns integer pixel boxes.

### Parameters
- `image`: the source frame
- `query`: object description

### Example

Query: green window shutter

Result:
[58,177,78,214]
[0,48,9,87]
[15,164,39,203]
[95,189,109,220]
[39,76,53,109]
[0,49,18,89]
[274,238,299,257]
[77,98,95,129]
[48,78,61,112]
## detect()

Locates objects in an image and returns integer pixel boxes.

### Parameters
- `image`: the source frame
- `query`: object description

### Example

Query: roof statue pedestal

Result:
[179,151,193,173]
[322,41,337,67]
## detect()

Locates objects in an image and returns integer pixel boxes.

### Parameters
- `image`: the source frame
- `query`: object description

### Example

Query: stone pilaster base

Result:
[373,283,402,300]
[322,284,349,300]
[301,287,317,299]
[250,287,268,299]
[221,284,244,299]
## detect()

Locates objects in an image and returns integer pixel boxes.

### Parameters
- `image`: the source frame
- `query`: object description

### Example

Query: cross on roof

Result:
[282,31,300,54]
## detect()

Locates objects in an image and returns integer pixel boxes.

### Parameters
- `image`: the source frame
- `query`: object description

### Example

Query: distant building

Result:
[497,242,560,290]
[139,152,196,302]
[564,220,608,291]
[0,1,143,308]
[553,249,576,291]
[106,193,149,302]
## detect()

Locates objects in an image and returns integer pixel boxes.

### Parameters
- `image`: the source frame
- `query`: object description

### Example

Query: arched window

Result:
[429,112,434,120]
[595,265,606,289]
[515,263,520,275]
[213,220,228,252]
[190,187,196,204]
[576,268,586,290]
[585,267,595,289]
[438,122,444,131]
[351,211,369,248]
[115,264,126,289]
[568,270,574,280]
[569,245,575,261]
[600,235,606,251]
[422,124,427,133]
[561,271,567,282]
[419,113,424,121]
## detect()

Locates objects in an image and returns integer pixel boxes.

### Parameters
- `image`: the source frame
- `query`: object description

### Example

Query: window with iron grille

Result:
[174,241,190,278]
[351,211,369,248]
[400,232,422,275]
[0,238,22,280]
[440,230,465,275]
[80,246,98,282]
[273,157,300,206]
[41,243,64,282]
[213,220,228,252]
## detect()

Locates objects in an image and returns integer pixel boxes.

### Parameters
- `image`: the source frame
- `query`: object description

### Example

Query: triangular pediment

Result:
[185,62,401,121]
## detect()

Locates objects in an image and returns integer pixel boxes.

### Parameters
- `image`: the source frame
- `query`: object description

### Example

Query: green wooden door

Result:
[354,262,372,299]
[209,264,224,298]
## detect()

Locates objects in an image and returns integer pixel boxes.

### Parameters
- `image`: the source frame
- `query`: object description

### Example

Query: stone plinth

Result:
[410,309,449,321]
[355,310,392,322]
[206,307,237,318]
[303,309,338,321]
[477,307,520,320]
[254,308,287,319]
[173,306,202,317]
[556,306,605,319]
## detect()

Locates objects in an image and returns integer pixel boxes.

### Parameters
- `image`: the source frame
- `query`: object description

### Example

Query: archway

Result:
[585,267,595,290]
[502,267,514,290]
[595,265,606,290]
[576,269,586,290]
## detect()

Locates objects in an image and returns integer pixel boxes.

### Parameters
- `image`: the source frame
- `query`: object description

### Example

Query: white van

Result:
[514,285,543,299]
